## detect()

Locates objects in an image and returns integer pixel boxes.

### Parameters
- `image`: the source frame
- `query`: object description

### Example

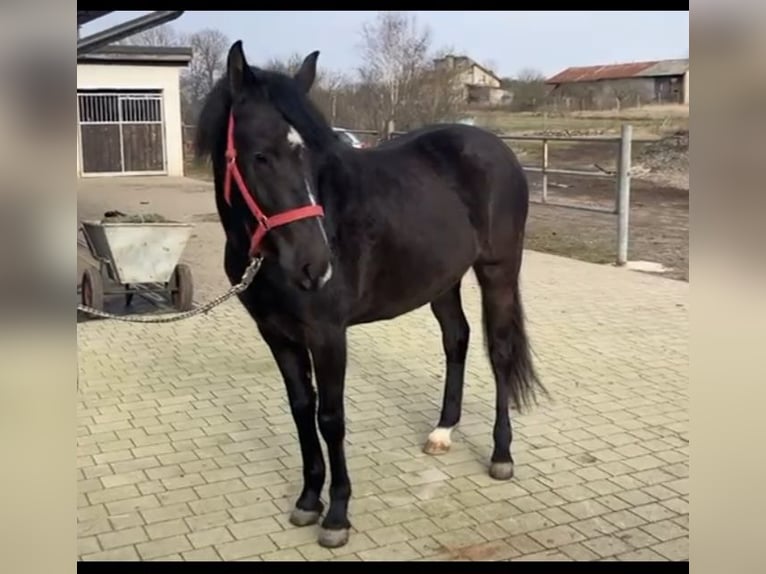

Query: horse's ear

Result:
[294,50,320,93]
[227,40,256,96]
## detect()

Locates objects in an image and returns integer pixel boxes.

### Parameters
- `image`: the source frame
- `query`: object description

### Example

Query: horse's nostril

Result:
[300,263,315,290]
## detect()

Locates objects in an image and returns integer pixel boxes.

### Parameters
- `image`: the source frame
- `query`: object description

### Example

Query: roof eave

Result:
[78,54,193,67]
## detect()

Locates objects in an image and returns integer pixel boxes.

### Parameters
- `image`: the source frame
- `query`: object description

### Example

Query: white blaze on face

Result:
[318,262,333,288]
[287,126,304,149]
[287,123,332,281]
[304,175,330,247]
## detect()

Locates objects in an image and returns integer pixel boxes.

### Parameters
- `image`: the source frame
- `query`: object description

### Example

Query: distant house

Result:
[545,59,689,109]
[77,45,192,177]
[433,54,510,105]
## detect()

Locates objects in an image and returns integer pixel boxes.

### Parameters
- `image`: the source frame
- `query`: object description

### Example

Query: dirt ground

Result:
[517,137,689,282]
[525,175,688,281]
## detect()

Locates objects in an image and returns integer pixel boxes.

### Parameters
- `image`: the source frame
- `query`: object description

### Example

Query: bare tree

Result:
[395,47,464,130]
[264,53,305,76]
[182,29,230,122]
[265,52,345,92]
[516,67,546,83]
[503,67,549,111]
[264,53,348,125]
[359,12,420,133]
[608,84,643,110]
[357,11,462,134]
[115,24,184,47]
[110,24,228,121]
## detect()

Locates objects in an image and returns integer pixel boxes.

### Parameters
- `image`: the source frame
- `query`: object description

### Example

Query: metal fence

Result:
[350,124,634,266]
[182,123,634,266]
[498,125,633,266]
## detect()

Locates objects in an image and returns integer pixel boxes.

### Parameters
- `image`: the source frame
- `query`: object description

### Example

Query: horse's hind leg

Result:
[424,281,470,455]
[474,258,543,480]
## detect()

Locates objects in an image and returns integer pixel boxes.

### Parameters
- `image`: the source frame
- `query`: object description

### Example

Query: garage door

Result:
[77,90,166,175]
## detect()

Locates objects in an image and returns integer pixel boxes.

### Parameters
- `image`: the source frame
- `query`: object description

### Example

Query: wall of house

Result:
[76,63,186,177]
[469,66,501,88]
[683,70,690,104]
[466,85,512,105]
[654,76,685,104]
[551,77,657,109]
[452,64,500,88]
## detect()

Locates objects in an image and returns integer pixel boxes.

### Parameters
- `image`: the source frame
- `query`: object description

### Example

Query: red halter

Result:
[223,112,325,257]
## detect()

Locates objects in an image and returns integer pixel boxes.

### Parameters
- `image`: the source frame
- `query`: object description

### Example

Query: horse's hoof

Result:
[423,438,450,455]
[318,527,350,548]
[489,462,515,481]
[289,507,322,527]
[423,427,453,455]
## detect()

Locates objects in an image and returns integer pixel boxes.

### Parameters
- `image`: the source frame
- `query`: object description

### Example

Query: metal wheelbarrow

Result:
[79,219,195,312]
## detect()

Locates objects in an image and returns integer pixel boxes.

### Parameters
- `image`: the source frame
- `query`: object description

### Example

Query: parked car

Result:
[332,127,368,149]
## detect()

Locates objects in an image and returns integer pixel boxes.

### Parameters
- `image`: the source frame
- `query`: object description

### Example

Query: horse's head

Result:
[224,41,332,292]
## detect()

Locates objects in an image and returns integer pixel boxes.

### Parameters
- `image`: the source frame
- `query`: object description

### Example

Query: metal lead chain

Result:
[76,257,263,324]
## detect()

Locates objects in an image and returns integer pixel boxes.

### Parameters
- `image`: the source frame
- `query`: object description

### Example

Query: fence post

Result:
[541,139,549,203]
[616,124,632,266]
[386,119,396,140]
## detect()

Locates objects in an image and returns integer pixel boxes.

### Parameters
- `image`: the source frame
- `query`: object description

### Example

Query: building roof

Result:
[77,11,112,27]
[77,45,193,67]
[546,59,688,84]
[434,54,502,84]
[635,59,689,78]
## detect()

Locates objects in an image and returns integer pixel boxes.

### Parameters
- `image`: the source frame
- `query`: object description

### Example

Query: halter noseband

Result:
[223,112,325,257]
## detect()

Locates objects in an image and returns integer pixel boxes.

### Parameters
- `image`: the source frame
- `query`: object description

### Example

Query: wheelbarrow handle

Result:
[78,222,103,262]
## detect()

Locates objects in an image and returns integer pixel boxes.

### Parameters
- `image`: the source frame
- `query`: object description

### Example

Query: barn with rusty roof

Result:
[546,59,689,109]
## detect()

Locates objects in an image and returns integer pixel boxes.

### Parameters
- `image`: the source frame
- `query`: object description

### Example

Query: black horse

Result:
[196,41,546,549]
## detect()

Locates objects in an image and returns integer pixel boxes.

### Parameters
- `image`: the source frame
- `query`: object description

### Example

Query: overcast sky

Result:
[82,11,689,79]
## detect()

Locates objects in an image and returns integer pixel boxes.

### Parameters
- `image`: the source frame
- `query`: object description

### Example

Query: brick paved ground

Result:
[77,178,688,561]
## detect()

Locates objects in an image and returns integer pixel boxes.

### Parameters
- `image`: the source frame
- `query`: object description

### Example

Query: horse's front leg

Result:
[311,328,352,548]
[258,324,326,526]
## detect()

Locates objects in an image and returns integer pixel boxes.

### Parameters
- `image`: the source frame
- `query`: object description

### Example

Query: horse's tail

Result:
[474,255,548,413]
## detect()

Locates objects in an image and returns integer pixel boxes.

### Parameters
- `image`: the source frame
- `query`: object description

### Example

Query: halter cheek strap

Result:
[223,112,325,257]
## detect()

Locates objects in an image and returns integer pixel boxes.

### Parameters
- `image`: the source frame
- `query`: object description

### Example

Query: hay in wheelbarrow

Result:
[101,211,177,224]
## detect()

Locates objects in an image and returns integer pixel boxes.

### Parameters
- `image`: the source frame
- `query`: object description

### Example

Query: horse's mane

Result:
[195,67,336,162]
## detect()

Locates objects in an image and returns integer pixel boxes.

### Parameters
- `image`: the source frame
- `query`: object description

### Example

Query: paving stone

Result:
[529,525,586,549]
[136,535,193,560]
[560,542,601,561]
[145,519,189,540]
[78,536,101,557]
[617,548,666,561]
[640,520,688,543]
[651,537,689,561]
[81,546,140,561]
[216,536,277,560]
[358,542,422,561]
[188,527,234,549]
[582,535,633,557]
[616,527,660,549]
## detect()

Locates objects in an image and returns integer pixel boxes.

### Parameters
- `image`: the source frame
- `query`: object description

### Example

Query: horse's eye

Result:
[254,152,268,164]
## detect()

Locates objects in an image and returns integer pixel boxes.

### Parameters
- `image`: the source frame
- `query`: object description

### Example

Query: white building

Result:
[76,45,192,178]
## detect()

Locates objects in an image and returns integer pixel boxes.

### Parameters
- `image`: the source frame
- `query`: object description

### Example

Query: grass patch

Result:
[470,104,689,140]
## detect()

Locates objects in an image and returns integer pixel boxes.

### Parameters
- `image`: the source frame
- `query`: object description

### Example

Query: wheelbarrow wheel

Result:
[81,268,104,311]
[171,263,194,311]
